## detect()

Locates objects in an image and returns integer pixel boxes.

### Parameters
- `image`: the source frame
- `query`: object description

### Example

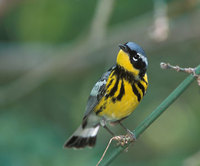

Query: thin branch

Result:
[96,137,116,166]
[98,64,200,166]
[97,134,135,166]
[160,62,200,86]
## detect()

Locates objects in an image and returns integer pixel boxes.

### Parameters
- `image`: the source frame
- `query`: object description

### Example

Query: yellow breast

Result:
[94,71,148,121]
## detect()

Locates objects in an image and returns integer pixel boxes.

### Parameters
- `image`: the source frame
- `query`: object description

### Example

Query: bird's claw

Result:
[126,129,136,142]
[115,132,136,147]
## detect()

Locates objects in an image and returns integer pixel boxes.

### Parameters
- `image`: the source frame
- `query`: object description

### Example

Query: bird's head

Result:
[117,42,148,78]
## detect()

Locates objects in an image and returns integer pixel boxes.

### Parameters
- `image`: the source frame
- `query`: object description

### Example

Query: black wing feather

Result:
[83,66,116,118]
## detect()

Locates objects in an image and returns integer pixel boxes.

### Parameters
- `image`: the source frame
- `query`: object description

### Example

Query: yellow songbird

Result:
[64,42,148,148]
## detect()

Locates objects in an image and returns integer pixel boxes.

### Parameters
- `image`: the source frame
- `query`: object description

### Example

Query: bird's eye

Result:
[132,54,139,61]
[135,54,139,59]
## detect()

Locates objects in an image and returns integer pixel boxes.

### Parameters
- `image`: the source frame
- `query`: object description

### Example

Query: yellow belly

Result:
[94,77,146,121]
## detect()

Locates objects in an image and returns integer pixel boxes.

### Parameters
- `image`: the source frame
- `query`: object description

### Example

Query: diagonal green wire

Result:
[99,64,200,166]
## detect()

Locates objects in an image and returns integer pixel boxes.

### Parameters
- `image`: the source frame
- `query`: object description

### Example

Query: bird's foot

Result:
[115,132,136,147]
[126,129,136,142]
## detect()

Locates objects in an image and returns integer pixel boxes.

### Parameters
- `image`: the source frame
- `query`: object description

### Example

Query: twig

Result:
[96,137,116,166]
[99,64,200,166]
[160,62,200,86]
[96,134,134,166]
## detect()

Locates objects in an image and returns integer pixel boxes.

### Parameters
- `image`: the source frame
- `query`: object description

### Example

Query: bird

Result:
[64,42,148,148]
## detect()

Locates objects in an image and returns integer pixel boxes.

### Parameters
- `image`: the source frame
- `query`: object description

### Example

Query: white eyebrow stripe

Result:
[137,53,148,66]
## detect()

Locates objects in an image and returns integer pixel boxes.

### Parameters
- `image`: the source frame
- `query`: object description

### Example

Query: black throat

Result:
[114,65,145,83]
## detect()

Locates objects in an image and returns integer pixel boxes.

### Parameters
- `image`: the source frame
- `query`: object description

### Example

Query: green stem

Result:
[100,65,200,166]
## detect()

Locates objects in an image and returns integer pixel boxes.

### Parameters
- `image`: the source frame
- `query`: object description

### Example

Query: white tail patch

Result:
[64,125,100,148]
[74,125,100,138]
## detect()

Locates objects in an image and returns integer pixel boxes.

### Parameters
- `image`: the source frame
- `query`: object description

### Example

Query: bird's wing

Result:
[83,65,115,118]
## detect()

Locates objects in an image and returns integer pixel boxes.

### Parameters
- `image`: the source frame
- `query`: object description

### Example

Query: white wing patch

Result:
[90,80,107,96]
[84,66,115,118]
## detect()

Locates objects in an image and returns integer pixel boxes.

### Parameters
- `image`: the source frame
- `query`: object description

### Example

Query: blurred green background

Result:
[0,0,200,165]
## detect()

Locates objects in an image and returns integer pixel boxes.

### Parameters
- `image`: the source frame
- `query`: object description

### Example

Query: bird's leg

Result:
[118,122,136,142]
[103,125,115,137]
[101,119,135,147]
[100,118,115,136]
[103,125,132,147]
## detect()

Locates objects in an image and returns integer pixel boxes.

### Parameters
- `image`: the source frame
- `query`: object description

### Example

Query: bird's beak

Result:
[119,44,128,52]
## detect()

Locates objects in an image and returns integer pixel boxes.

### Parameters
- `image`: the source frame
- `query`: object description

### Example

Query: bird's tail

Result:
[64,125,100,148]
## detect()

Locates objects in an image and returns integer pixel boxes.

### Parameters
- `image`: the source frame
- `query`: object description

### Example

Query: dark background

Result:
[0,0,200,165]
